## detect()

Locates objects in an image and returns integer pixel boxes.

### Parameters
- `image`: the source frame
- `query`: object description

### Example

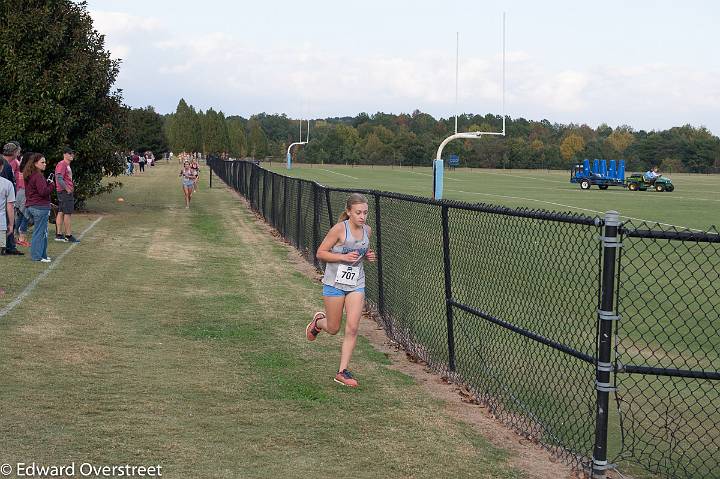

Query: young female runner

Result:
[306,193,376,387]
[190,157,200,192]
[179,160,197,208]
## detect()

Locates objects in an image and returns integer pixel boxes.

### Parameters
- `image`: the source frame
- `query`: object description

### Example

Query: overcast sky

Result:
[87,0,720,134]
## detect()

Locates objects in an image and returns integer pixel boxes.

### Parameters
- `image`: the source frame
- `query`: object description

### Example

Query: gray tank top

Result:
[322,220,370,291]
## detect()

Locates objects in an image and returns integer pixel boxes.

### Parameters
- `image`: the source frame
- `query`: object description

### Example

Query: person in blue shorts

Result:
[179,160,197,208]
[306,193,376,387]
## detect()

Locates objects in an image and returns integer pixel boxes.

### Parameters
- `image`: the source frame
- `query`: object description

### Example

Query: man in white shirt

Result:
[0,175,16,255]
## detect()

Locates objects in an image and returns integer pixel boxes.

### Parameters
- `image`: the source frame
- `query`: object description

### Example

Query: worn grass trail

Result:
[0,164,526,478]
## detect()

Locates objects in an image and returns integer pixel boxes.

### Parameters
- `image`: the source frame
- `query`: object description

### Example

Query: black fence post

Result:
[295,181,302,249]
[325,188,334,226]
[312,184,320,268]
[374,193,386,318]
[592,211,620,479]
[250,164,255,205]
[209,164,213,188]
[240,161,244,192]
[263,172,269,219]
[271,174,278,229]
[283,177,289,238]
[441,204,456,372]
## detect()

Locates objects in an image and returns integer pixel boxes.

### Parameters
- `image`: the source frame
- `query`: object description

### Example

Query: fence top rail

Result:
[621,363,720,380]
[621,225,720,243]
[325,186,601,226]
[215,160,602,226]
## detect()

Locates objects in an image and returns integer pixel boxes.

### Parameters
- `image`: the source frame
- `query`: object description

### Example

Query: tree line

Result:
[161,100,720,174]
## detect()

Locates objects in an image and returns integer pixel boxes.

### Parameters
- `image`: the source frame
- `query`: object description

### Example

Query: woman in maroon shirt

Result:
[23,153,54,262]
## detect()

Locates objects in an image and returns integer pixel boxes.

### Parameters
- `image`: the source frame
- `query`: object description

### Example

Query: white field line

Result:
[0,217,103,319]
[406,171,462,181]
[639,195,720,203]
[470,170,569,185]
[318,168,359,180]
[446,189,705,231]
[673,191,720,198]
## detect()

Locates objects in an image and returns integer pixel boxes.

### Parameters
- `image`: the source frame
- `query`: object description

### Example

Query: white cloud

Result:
[90,11,162,35]
[110,27,720,133]
[90,11,164,62]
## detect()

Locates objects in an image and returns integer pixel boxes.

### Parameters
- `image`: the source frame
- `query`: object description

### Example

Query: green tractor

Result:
[625,174,675,192]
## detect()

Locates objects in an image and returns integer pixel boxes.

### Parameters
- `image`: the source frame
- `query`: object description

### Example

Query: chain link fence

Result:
[613,224,720,478]
[209,159,719,478]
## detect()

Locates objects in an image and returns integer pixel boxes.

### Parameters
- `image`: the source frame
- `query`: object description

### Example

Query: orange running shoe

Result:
[306,311,325,341]
[334,369,358,387]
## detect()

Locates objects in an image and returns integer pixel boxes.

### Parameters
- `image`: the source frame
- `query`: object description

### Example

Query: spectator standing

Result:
[23,153,53,262]
[54,148,80,243]
[126,154,133,176]
[15,152,30,246]
[0,174,15,256]
[132,151,140,171]
[138,152,146,173]
[1,142,23,255]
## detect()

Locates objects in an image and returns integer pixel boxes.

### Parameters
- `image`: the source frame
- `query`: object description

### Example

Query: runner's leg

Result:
[338,291,364,371]
[318,296,345,335]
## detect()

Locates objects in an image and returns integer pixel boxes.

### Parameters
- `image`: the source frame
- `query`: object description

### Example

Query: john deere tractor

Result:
[625,174,675,192]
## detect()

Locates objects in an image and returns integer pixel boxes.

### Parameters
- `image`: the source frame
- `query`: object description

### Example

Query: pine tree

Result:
[227,117,247,157]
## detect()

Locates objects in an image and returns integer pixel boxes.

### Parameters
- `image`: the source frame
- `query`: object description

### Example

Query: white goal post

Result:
[287,120,310,170]
[433,13,507,199]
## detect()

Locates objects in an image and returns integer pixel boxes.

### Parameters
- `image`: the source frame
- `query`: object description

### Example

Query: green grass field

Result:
[265,163,720,232]
[0,163,537,479]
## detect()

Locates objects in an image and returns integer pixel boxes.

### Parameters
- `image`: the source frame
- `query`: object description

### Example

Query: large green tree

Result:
[126,106,168,154]
[0,0,125,202]
[168,99,201,153]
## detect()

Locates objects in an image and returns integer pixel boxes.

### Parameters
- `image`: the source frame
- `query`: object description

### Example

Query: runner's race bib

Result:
[335,264,360,287]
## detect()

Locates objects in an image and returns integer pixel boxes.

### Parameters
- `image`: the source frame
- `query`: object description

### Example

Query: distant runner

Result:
[179,160,197,208]
[190,158,200,193]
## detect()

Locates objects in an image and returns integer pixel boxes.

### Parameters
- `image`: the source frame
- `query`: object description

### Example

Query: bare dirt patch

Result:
[358,317,579,479]
[146,227,199,264]
[19,314,71,340]
[19,313,109,365]
[221,186,266,246]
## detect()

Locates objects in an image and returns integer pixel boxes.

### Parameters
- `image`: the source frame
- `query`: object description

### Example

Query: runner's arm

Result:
[57,174,67,191]
[363,225,376,262]
[6,200,14,235]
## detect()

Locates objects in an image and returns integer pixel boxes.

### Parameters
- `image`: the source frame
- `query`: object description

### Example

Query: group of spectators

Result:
[125,150,156,176]
[1,142,79,265]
